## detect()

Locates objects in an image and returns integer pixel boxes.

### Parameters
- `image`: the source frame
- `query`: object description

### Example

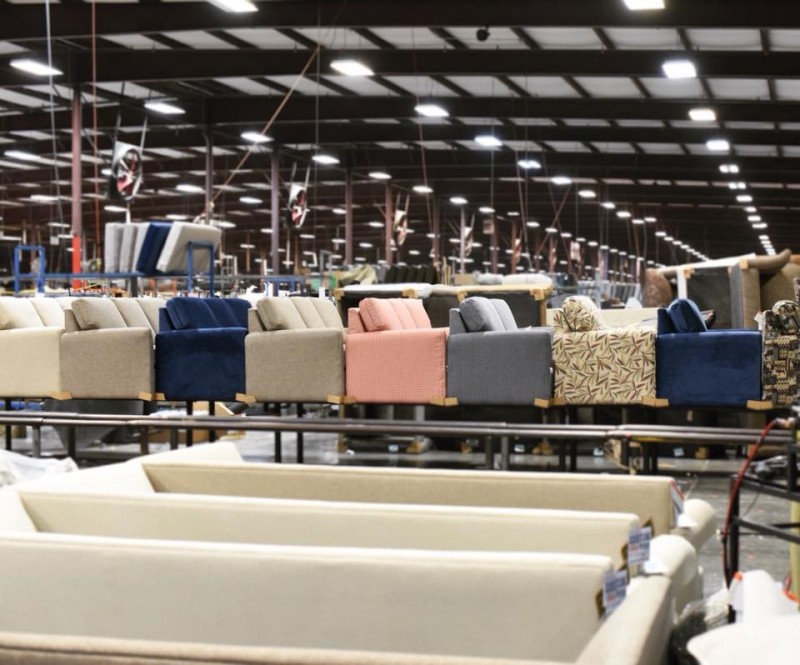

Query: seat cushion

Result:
[165,298,220,331]
[257,298,307,331]
[560,296,607,332]
[460,297,506,332]
[72,299,128,330]
[0,298,44,330]
[30,298,66,328]
[360,298,405,331]
[666,299,707,334]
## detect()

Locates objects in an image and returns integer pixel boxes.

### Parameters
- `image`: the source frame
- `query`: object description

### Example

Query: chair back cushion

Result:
[665,298,707,334]
[30,298,66,328]
[359,298,432,332]
[135,298,166,333]
[113,299,153,331]
[165,298,220,331]
[311,298,345,329]
[560,296,607,332]
[0,298,44,330]
[459,297,506,332]
[72,299,128,330]
[449,309,468,335]
[257,298,308,331]
[205,298,249,328]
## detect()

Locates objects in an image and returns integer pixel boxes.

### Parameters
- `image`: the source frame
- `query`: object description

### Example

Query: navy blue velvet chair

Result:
[155,298,249,402]
[656,298,762,407]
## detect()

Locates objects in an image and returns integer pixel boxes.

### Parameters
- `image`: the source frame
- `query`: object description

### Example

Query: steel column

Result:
[345,169,353,265]
[71,83,82,287]
[271,150,280,276]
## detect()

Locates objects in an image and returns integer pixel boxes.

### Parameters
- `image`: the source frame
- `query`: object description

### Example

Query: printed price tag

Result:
[602,570,628,616]
[628,526,652,566]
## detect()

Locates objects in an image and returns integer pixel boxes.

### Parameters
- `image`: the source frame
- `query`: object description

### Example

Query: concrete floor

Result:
[5,420,795,600]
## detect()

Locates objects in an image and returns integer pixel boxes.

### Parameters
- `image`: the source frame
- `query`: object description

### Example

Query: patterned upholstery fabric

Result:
[553,328,656,405]
[762,299,800,406]
[552,296,607,334]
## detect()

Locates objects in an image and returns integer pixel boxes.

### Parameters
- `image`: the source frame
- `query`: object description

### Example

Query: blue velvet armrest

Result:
[656,330,762,407]
[447,328,553,406]
[155,327,247,401]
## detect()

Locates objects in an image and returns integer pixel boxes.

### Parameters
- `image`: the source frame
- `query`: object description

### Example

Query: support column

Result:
[459,207,466,274]
[204,128,214,224]
[384,184,393,267]
[71,83,82,286]
[345,170,353,265]
[491,219,498,273]
[271,150,280,276]
[432,199,440,265]
[510,219,518,273]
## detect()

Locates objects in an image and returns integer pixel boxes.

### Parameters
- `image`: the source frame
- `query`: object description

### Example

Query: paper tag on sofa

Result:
[670,480,685,525]
[602,570,628,616]
[628,527,652,566]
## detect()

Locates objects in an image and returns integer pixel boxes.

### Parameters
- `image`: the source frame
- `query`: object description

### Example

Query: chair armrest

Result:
[0,328,62,397]
[246,328,344,402]
[61,328,154,399]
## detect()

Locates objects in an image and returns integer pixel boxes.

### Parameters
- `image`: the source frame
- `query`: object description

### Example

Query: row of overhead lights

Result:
[718,161,775,256]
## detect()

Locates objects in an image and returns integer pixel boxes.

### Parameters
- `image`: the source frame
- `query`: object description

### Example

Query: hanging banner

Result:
[512,237,522,266]
[108,142,143,202]
[463,223,474,258]
[286,184,308,230]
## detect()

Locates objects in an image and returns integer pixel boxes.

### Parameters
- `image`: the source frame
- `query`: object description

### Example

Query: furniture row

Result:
[0,441,716,663]
[0,292,791,410]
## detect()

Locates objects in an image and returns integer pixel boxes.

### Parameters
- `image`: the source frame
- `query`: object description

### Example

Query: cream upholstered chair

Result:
[552,296,657,405]
[345,297,447,404]
[244,297,345,403]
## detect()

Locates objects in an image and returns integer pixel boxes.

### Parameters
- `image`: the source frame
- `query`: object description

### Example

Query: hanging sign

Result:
[109,142,143,202]
[286,183,309,230]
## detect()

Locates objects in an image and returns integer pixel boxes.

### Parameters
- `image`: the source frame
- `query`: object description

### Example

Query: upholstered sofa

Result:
[0,296,73,399]
[656,299,762,408]
[60,297,165,400]
[155,297,250,402]
[447,297,552,405]
[761,299,800,407]
[552,296,657,405]
[334,284,433,324]
[245,297,345,403]
[425,282,551,328]
[346,298,447,404]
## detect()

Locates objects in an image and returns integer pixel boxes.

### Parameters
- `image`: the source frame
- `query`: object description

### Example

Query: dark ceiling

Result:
[0,0,799,275]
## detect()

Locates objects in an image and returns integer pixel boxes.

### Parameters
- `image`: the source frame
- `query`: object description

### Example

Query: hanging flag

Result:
[286,183,309,230]
[513,237,522,265]
[108,142,143,202]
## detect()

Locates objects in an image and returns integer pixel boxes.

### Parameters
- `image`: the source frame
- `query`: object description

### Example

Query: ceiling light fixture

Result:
[623,0,665,9]
[601,201,616,210]
[331,59,374,77]
[617,211,632,219]
[368,221,384,228]
[449,196,468,205]
[415,103,449,118]
[753,223,768,230]
[104,205,127,213]
[632,218,645,225]
[662,59,697,79]
[588,240,599,247]
[241,131,272,144]
[332,207,347,215]
[748,215,762,222]
[369,171,391,181]
[526,221,540,228]
[475,134,503,148]
[745,206,757,213]
[10,58,62,77]
[706,138,730,152]
[545,227,558,234]
[517,158,542,170]
[31,194,57,203]
[479,206,495,214]
[578,189,597,199]
[413,185,433,194]
[655,231,667,237]
[737,194,753,203]
[144,100,185,115]
[720,164,740,174]
[239,196,262,205]
[644,216,657,223]
[176,183,204,193]
[312,153,340,166]
[689,108,717,122]
[5,150,40,162]
[551,176,572,186]
[208,0,257,12]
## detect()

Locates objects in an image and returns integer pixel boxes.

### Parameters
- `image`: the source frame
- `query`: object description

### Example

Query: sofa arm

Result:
[346,328,448,403]
[246,328,345,402]
[62,328,155,399]
[448,329,552,405]
[0,328,62,398]
[554,328,656,404]
[156,328,247,401]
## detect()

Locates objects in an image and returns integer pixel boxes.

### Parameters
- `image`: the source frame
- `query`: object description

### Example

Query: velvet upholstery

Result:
[656,331,762,407]
[666,299,707,333]
[134,223,172,274]
[204,298,250,329]
[164,299,219,331]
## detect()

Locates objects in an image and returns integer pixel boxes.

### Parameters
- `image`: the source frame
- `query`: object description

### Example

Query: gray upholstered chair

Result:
[447,297,552,406]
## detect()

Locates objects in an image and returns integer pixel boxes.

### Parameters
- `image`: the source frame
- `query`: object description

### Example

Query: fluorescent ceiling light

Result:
[551,176,572,186]
[706,139,730,152]
[240,243,256,249]
[632,219,645,225]
[588,240,599,247]
[144,100,185,115]
[330,59,374,77]
[737,194,753,203]
[672,239,682,246]
[167,214,189,221]
[600,244,609,250]
[758,235,770,241]
[208,0,257,13]
[578,189,596,199]
[299,233,314,240]
[101,168,112,177]
[623,0,665,9]
[518,159,541,170]
[720,164,740,174]
[332,207,347,215]
[6,150,45,162]
[312,153,340,166]
[601,201,616,210]
[475,134,503,148]
[507,211,520,217]
[449,196,468,205]
[331,238,346,245]
[689,108,716,122]
[745,206,757,213]
[47,221,70,228]
[664,235,674,241]
[662,59,697,79]
[545,227,558,234]
[240,196,262,205]
[408,249,421,256]
[30,194,57,202]
[10,58,62,77]
[526,221,540,228]
[449,238,461,245]
[644,216,657,223]
[241,131,272,144]
[609,248,619,254]
[211,220,236,229]
[617,211,632,219]
[413,185,433,194]
[359,242,374,248]
[104,205,127,213]
[560,232,572,239]
[753,223,768,230]
[748,215,762,222]
[368,221,385,228]
[260,228,272,234]
[415,103,448,118]
[728,182,747,190]
[176,183,204,193]
[369,171,391,181]
[479,206,495,214]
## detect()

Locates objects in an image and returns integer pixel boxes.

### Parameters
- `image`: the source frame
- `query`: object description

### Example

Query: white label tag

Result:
[628,527,652,566]
[670,480,685,526]
[602,570,628,616]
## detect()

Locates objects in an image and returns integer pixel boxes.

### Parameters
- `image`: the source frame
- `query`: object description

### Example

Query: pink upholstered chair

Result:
[345,298,447,404]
